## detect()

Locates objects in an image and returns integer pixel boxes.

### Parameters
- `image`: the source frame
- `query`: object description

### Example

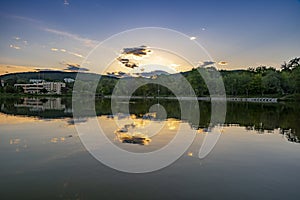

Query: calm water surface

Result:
[0,97,300,199]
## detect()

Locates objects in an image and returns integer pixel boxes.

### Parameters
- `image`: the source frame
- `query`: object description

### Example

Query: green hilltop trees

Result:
[0,57,299,98]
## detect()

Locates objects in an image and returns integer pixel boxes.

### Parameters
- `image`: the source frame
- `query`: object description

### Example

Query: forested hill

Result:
[0,57,299,97]
[0,71,101,82]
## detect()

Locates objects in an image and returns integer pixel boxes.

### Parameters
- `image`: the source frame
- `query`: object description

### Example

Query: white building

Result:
[29,79,44,83]
[14,81,66,94]
[64,78,75,83]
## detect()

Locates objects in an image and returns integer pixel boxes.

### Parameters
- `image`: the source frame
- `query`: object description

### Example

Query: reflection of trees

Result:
[1,97,300,143]
[280,129,300,143]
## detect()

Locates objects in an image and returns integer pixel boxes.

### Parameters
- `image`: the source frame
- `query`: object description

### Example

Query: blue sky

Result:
[0,0,300,74]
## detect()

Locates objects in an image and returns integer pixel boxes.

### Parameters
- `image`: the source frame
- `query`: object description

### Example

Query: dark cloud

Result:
[133,70,170,78]
[106,71,131,78]
[64,63,89,72]
[117,57,139,69]
[122,45,150,57]
[35,68,60,72]
[117,45,151,69]
[199,61,215,68]
[106,70,170,79]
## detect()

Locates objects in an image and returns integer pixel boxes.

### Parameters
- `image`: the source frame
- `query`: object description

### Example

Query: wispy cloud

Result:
[6,14,42,24]
[9,44,21,50]
[43,28,98,48]
[170,63,180,68]
[51,47,84,58]
[0,64,37,75]
[4,14,97,48]
[68,51,84,58]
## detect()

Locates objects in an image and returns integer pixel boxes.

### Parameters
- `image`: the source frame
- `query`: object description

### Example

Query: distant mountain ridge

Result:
[0,71,102,82]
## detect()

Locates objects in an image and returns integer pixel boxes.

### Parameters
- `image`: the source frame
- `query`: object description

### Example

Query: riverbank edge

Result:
[1,93,300,102]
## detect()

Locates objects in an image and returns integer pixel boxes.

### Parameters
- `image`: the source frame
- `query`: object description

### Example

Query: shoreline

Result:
[1,93,299,102]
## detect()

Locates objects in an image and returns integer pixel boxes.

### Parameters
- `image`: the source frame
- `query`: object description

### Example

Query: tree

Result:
[262,71,281,94]
[40,88,48,94]
[289,57,300,69]
[4,85,17,93]
[291,67,300,93]
[280,71,293,94]
[249,74,263,96]
[281,61,290,71]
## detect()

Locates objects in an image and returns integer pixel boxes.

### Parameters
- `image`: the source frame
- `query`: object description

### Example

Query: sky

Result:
[0,0,300,75]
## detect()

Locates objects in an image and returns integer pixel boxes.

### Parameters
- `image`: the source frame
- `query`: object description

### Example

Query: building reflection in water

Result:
[14,98,67,112]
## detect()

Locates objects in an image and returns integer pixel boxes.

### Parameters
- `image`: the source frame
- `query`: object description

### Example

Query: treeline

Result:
[104,57,300,97]
[183,57,300,97]
[1,57,299,97]
[221,57,300,96]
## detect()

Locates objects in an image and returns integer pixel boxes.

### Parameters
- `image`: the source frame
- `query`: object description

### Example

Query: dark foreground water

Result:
[0,97,300,199]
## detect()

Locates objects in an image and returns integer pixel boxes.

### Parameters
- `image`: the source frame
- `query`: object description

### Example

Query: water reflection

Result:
[50,134,74,143]
[14,97,66,111]
[1,97,300,200]
[0,97,300,143]
[115,132,151,145]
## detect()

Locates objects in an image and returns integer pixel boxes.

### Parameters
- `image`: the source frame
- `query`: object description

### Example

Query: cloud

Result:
[51,47,84,58]
[64,0,69,5]
[134,70,170,78]
[117,45,152,69]
[122,45,151,57]
[0,64,38,75]
[5,14,97,49]
[63,63,89,72]
[106,71,131,78]
[35,68,62,72]
[117,57,138,68]
[10,36,28,49]
[218,61,228,66]
[9,44,21,50]
[68,51,84,58]
[43,28,98,48]
[190,36,196,40]
[198,61,215,67]
[170,63,180,68]
[6,14,41,24]
[51,48,59,51]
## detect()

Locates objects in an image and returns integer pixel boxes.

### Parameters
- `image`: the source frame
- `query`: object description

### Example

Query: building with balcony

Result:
[14,81,66,94]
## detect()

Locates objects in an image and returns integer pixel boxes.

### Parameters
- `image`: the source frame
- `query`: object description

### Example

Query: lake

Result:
[0,97,300,199]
